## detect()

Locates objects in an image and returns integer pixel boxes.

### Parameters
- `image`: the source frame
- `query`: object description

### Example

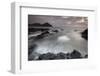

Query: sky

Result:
[28,15,88,33]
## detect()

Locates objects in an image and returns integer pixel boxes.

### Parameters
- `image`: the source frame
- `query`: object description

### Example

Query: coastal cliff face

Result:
[28,15,88,61]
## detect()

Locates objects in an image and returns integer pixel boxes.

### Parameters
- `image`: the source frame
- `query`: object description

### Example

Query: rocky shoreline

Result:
[29,50,88,61]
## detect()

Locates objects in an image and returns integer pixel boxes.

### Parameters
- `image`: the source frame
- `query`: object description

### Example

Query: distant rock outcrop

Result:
[81,29,88,40]
[29,23,53,27]
[28,23,62,41]
[28,23,53,34]
[42,23,53,27]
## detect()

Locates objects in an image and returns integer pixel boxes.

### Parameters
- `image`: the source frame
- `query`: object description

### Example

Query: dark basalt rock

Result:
[66,53,71,59]
[81,29,88,40]
[37,50,83,60]
[84,54,88,58]
[29,23,52,27]
[34,31,50,40]
[38,53,56,60]
[42,23,53,27]
[70,50,82,59]
[28,23,53,34]
[56,52,66,59]
[52,30,59,33]
[30,23,41,27]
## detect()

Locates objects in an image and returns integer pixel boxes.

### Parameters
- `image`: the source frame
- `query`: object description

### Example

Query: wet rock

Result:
[84,54,88,58]
[29,23,53,27]
[55,52,66,59]
[52,30,59,33]
[81,29,88,40]
[28,23,53,34]
[42,23,53,27]
[66,53,71,59]
[70,50,82,59]
[38,53,56,60]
